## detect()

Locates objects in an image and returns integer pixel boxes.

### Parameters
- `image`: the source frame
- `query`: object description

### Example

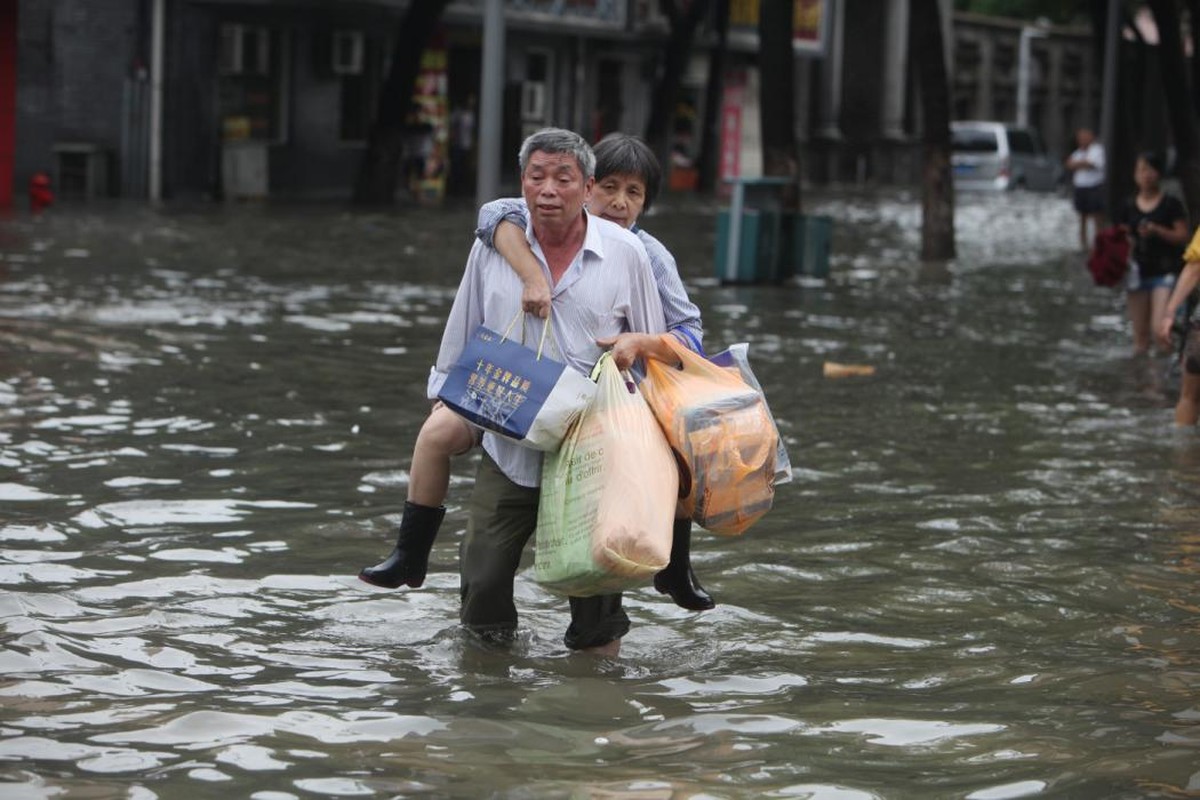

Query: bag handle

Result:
[500,308,563,363]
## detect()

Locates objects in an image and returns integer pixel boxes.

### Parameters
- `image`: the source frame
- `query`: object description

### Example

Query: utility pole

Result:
[476,0,504,208]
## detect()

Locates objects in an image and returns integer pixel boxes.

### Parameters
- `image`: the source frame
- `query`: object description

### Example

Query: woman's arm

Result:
[595,332,680,371]
[475,197,551,319]
[1157,260,1200,348]
[493,221,551,319]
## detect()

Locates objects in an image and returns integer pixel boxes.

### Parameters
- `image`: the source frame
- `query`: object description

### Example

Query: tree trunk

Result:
[645,0,713,173]
[352,0,450,207]
[696,0,729,192]
[1148,0,1200,227]
[758,0,799,211]
[910,0,956,260]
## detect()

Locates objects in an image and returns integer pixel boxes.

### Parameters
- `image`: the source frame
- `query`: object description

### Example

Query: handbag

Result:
[706,342,792,486]
[534,354,677,596]
[436,310,597,452]
[1087,226,1130,287]
[641,335,778,536]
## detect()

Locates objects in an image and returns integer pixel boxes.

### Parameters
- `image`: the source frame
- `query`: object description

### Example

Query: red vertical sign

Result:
[719,71,745,196]
[0,0,16,211]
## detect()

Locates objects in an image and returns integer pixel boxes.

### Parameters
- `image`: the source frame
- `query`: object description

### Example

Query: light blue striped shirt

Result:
[430,212,667,487]
[476,197,704,353]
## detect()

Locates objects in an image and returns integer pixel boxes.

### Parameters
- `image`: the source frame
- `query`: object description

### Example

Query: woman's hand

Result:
[521,277,551,319]
[1157,310,1177,350]
[596,333,682,371]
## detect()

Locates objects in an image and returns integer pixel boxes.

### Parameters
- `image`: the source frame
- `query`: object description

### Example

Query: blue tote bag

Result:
[437,311,597,452]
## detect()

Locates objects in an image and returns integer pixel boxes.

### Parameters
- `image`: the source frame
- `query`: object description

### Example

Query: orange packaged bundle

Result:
[642,335,778,535]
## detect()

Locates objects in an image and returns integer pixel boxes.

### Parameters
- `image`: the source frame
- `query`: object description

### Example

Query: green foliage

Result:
[953,0,1087,24]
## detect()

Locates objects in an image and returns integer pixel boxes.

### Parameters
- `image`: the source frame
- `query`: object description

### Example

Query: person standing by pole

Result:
[1066,127,1107,252]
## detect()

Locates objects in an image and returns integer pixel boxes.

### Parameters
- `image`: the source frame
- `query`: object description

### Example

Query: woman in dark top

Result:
[1121,152,1189,355]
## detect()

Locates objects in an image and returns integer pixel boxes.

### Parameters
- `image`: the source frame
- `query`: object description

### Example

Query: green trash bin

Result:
[714,177,790,284]
[715,208,783,283]
[792,214,833,278]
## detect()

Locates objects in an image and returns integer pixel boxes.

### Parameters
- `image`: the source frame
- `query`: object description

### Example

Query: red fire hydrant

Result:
[29,172,54,215]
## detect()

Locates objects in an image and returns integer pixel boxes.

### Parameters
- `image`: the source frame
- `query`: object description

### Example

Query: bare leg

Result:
[359,405,476,589]
[1079,214,1088,252]
[582,639,621,657]
[408,404,477,507]
[1178,372,1200,426]
[1151,286,1174,356]
[1127,290,1151,356]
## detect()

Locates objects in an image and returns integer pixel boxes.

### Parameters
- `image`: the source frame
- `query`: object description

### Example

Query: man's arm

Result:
[476,197,551,319]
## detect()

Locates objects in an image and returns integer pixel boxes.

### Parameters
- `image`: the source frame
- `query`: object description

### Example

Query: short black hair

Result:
[1138,150,1166,176]
[593,134,662,211]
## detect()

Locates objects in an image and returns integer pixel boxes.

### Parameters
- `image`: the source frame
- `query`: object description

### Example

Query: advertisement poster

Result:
[412,40,448,205]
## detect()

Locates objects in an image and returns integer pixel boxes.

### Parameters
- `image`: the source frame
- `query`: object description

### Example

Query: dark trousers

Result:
[461,454,630,650]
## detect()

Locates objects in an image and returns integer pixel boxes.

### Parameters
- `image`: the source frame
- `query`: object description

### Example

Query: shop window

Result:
[335,31,376,143]
[521,50,551,137]
[218,23,290,144]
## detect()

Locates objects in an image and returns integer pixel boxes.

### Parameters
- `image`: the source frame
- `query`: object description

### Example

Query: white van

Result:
[951,121,1061,192]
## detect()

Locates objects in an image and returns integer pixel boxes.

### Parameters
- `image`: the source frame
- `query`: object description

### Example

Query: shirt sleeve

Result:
[640,232,704,354]
[624,245,668,337]
[427,241,488,399]
[475,197,530,248]
[1184,226,1200,264]
[1090,143,1106,173]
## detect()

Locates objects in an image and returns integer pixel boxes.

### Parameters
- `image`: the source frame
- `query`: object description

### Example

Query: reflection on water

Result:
[2,192,1200,797]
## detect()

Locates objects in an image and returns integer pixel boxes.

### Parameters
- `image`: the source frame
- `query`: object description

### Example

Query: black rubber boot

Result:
[359,501,446,589]
[653,518,715,611]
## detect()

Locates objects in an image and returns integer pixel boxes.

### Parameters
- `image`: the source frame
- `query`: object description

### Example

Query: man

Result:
[426,128,667,656]
[1065,127,1106,252]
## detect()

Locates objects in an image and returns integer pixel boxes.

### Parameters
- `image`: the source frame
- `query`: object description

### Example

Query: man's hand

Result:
[521,277,551,319]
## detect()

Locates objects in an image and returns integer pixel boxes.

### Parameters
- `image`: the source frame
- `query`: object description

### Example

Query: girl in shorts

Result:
[1120,152,1188,355]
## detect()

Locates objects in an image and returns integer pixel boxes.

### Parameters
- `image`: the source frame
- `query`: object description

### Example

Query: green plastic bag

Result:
[534,354,677,597]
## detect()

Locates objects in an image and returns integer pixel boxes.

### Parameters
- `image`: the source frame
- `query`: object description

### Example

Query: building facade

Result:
[6,0,1102,207]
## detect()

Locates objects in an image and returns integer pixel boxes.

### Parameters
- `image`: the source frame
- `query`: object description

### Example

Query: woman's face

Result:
[1134,158,1161,191]
[589,172,647,230]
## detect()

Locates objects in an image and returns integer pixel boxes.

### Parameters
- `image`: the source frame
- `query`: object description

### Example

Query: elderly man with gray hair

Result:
[427,127,667,656]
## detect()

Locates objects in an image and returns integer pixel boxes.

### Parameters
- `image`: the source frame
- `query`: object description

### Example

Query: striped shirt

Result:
[476,197,704,353]
[429,211,667,487]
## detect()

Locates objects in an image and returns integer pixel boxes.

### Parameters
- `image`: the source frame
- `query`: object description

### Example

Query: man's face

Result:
[521,150,593,230]
[1077,129,1094,148]
[589,172,646,230]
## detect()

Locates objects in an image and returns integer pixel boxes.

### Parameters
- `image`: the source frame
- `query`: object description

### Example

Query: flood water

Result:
[2,189,1200,799]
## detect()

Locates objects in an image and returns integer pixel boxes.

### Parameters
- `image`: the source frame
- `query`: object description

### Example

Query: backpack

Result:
[1087,226,1130,287]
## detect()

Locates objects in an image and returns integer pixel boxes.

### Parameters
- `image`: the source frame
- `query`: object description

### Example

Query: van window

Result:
[1007,129,1038,155]
[952,129,999,153]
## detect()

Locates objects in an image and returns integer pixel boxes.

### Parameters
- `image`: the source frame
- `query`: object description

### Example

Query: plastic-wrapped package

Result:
[642,336,778,536]
[706,343,792,486]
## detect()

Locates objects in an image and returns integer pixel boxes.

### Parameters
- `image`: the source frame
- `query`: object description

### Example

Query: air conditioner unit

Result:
[521,82,545,121]
[331,30,364,75]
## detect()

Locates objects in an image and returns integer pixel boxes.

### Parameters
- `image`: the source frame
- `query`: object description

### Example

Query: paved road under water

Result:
[2,190,1200,799]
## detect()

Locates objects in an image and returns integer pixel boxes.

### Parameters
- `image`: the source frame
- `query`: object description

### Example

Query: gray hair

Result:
[517,127,595,179]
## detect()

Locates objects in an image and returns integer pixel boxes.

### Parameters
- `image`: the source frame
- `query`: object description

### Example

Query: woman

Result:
[1157,227,1200,425]
[1119,152,1188,355]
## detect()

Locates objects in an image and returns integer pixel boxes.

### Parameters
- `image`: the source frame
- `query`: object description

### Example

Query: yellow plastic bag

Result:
[642,335,777,536]
[534,354,677,597]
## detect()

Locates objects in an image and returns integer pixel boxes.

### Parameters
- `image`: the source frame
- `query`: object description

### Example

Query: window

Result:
[1006,129,1039,155]
[218,23,290,144]
[331,30,364,75]
[952,129,999,154]
[219,24,270,76]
